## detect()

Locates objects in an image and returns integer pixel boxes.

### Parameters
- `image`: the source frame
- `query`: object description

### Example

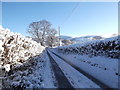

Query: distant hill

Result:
[60,35,104,44]
[60,34,118,44]
[59,35,72,40]
[70,35,104,43]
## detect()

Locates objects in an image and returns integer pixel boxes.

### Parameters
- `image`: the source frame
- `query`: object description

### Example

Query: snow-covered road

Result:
[46,47,118,89]
[46,48,108,89]
[47,50,73,88]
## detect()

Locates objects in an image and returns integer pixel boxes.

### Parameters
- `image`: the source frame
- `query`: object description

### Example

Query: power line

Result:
[60,3,80,27]
[58,3,80,47]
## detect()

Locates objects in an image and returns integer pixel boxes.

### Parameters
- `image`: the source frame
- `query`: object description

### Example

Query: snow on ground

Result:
[51,36,119,88]
[41,50,57,88]
[51,48,118,88]
[0,25,45,72]
[58,36,119,59]
[48,50,100,88]
[0,25,58,89]
[1,54,56,88]
[2,49,57,89]
[70,35,104,44]
[0,25,119,88]
[59,36,119,48]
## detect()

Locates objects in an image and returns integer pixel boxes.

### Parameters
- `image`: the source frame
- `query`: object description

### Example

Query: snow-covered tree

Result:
[27,20,57,46]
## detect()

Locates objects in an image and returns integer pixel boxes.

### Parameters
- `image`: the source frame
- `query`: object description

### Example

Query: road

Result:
[46,48,112,89]
[47,50,74,88]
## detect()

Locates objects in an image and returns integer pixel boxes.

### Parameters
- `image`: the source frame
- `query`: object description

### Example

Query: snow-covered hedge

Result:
[58,36,120,59]
[0,25,44,72]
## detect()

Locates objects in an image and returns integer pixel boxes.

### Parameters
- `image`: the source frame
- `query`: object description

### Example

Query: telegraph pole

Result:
[58,26,60,47]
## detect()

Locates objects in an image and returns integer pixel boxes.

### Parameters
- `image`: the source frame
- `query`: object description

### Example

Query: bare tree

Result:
[46,36,59,47]
[28,20,57,46]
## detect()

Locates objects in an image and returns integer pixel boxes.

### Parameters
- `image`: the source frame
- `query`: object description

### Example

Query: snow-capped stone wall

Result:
[58,36,120,59]
[0,25,45,72]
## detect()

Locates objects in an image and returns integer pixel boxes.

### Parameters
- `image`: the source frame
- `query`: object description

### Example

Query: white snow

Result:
[40,50,57,88]
[52,47,118,88]
[3,52,57,88]
[48,50,100,88]
[59,36,119,48]
[51,35,119,88]
[4,64,11,72]
[0,25,119,88]
[0,25,45,72]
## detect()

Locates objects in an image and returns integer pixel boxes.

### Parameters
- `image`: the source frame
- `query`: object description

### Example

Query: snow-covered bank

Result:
[3,50,56,89]
[58,36,119,59]
[52,49,118,88]
[52,37,119,88]
[0,26,50,89]
[0,25,45,71]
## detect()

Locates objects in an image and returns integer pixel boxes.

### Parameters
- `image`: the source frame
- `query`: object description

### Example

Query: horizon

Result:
[0,25,118,38]
[2,2,118,37]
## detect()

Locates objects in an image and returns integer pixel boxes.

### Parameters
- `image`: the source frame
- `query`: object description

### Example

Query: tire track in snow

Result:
[47,49,112,90]
[46,50,74,89]
[47,49,100,88]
